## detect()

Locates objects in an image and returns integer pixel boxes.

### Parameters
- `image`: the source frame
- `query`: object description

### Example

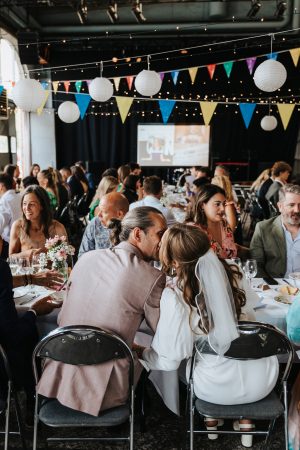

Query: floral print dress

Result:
[190,220,237,259]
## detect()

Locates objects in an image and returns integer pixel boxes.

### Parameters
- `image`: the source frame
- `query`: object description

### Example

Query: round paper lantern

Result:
[58,101,80,123]
[12,79,45,112]
[253,59,287,92]
[134,69,162,96]
[88,77,114,102]
[261,115,278,131]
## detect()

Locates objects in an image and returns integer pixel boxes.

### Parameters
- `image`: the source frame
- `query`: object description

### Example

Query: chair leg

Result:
[129,386,134,450]
[4,382,11,450]
[13,389,27,450]
[283,381,289,450]
[263,418,276,450]
[189,381,194,450]
[33,395,39,450]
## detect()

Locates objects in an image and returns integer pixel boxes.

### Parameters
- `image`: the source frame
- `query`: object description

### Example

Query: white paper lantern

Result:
[253,59,287,92]
[88,77,114,102]
[261,115,278,131]
[12,79,45,112]
[135,69,162,96]
[58,101,80,123]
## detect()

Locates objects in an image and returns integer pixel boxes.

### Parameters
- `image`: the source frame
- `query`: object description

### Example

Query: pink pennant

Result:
[246,57,257,75]
[160,72,165,82]
[63,81,70,93]
[207,64,216,80]
[126,76,134,90]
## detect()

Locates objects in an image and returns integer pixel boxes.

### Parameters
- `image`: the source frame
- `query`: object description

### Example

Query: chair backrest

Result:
[33,325,134,387]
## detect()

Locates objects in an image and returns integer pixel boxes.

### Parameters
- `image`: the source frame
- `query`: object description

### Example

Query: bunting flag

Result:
[113,77,121,91]
[267,53,278,60]
[159,72,165,82]
[199,101,218,125]
[115,96,134,123]
[75,93,92,119]
[158,100,176,124]
[126,76,134,90]
[207,64,216,80]
[41,81,48,90]
[223,61,233,78]
[239,103,256,128]
[188,67,198,84]
[63,81,70,93]
[277,103,295,130]
[0,86,3,96]
[75,81,82,93]
[52,81,59,94]
[246,57,256,75]
[37,91,50,116]
[86,80,92,88]
[171,71,179,85]
[289,48,300,66]
[11,81,15,87]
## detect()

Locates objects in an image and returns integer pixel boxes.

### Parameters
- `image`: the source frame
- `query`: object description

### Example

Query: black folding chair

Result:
[187,321,294,450]
[0,344,27,450]
[32,325,135,450]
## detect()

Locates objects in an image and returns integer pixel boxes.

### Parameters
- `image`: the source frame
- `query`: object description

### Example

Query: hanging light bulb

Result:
[134,55,162,96]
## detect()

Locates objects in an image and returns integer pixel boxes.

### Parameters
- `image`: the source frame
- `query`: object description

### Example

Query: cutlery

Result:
[19,294,39,305]
[283,278,293,286]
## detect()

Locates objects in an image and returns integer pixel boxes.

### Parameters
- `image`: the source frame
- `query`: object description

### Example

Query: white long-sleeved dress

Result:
[143,275,279,405]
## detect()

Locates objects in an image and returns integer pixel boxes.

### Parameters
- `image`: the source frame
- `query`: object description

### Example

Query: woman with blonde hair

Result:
[211,175,237,230]
[37,168,59,211]
[117,165,130,192]
[251,168,271,193]
[135,224,278,447]
[89,176,118,219]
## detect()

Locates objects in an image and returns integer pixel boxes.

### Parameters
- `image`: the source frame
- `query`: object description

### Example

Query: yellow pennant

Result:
[289,48,300,66]
[37,91,50,115]
[113,77,121,91]
[52,81,59,94]
[188,67,198,84]
[199,101,218,125]
[277,103,295,130]
[115,96,134,123]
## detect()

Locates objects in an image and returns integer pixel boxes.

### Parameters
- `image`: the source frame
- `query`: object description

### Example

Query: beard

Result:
[284,214,300,226]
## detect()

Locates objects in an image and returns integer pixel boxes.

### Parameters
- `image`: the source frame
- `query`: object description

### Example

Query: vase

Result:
[51,260,68,281]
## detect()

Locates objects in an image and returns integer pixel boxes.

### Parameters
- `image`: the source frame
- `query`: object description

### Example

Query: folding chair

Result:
[0,344,27,450]
[188,321,294,450]
[32,325,135,450]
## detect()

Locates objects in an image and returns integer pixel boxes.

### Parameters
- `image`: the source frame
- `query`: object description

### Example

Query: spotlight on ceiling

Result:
[76,0,88,24]
[275,0,287,18]
[132,1,146,23]
[247,0,262,18]
[107,1,119,23]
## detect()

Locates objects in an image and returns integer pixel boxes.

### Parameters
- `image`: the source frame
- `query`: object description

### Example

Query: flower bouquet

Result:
[45,235,75,279]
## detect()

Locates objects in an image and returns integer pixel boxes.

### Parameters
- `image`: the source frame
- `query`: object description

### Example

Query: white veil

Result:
[195,249,239,355]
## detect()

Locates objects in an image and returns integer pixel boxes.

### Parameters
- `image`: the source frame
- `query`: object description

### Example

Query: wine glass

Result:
[245,259,258,287]
[231,257,242,269]
[31,255,41,275]
[19,257,33,293]
[7,256,19,276]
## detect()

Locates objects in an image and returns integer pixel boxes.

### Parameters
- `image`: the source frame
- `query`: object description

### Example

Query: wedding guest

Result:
[0,173,21,259]
[266,161,292,209]
[4,164,20,191]
[191,177,210,195]
[60,166,81,199]
[22,176,39,189]
[211,174,237,231]
[70,165,89,195]
[29,164,40,178]
[89,176,118,220]
[75,161,95,191]
[191,166,210,180]
[9,185,67,259]
[122,174,143,204]
[129,162,142,176]
[117,165,130,192]
[101,168,118,179]
[37,168,58,211]
[250,168,271,193]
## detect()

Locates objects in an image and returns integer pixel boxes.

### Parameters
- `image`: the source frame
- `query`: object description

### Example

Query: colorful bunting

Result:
[0,86,3,96]
[199,101,217,125]
[115,96,133,123]
[11,81,15,87]
[171,71,179,85]
[188,67,198,84]
[63,81,70,93]
[113,77,121,91]
[37,91,50,115]
[158,100,176,123]
[75,81,82,93]
[239,103,256,128]
[159,72,165,82]
[277,103,295,130]
[223,61,233,78]
[75,93,92,119]
[207,64,216,80]
[41,81,48,90]
[246,57,256,75]
[126,76,134,90]
[52,81,59,94]
[86,80,92,88]
[289,48,300,66]
[267,53,278,60]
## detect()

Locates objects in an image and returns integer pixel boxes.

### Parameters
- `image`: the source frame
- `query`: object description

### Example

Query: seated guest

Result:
[214,165,238,203]
[185,184,247,259]
[250,168,271,194]
[78,192,129,258]
[4,164,20,189]
[257,166,274,219]
[191,177,210,194]
[250,184,300,278]
[37,207,167,416]
[0,173,21,259]
[60,166,81,199]
[122,174,142,204]
[265,161,291,209]
[130,176,176,227]
[137,224,278,447]
[29,164,40,178]
[191,166,211,180]
[53,169,69,216]
[75,161,95,191]
[129,162,142,176]
[117,165,130,192]
[22,176,39,189]
[37,168,58,211]
[89,176,118,220]
[101,168,118,179]
[70,165,89,195]
[211,174,237,232]
[9,185,67,259]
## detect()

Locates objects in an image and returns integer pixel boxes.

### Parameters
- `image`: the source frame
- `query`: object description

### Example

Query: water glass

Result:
[31,255,41,274]
[245,259,258,286]
[7,256,19,276]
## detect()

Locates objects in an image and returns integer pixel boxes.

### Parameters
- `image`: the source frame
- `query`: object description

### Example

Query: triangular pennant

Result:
[158,100,176,124]
[11,81,15,87]
[113,77,121,91]
[52,81,59,94]
[246,57,257,75]
[159,72,165,82]
[75,93,92,119]
[171,71,179,85]
[86,80,92,88]
[41,81,48,90]
[277,103,295,130]
[63,81,70,93]
[126,76,134,90]
[289,48,300,66]
[239,103,256,128]
[199,101,218,125]
[207,64,216,80]
[267,53,278,60]
[223,61,233,78]
[115,96,134,123]
[0,86,3,96]
[75,81,82,93]
[37,91,50,115]
[188,67,198,84]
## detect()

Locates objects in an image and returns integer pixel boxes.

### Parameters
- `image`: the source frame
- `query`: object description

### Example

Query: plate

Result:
[274,295,294,305]
[13,287,28,299]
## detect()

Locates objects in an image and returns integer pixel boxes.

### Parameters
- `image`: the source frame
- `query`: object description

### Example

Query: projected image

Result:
[137,124,210,167]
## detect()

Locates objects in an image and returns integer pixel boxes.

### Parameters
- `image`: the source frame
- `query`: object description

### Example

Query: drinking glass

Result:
[19,257,34,293]
[31,255,41,274]
[231,257,242,269]
[7,256,19,276]
[245,259,258,286]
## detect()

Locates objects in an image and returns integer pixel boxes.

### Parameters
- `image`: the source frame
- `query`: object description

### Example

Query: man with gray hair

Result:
[250,184,300,278]
[37,206,167,416]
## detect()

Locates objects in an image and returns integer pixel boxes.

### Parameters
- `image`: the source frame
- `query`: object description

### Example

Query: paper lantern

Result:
[58,101,80,123]
[135,69,162,96]
[12,79,45,112]
[88,77,114,102]
[253,59,287,92]
[261,115,278,131]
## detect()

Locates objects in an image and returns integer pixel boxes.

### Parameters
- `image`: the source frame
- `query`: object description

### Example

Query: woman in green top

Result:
[89,175,118,220]
[37,168,58,212]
